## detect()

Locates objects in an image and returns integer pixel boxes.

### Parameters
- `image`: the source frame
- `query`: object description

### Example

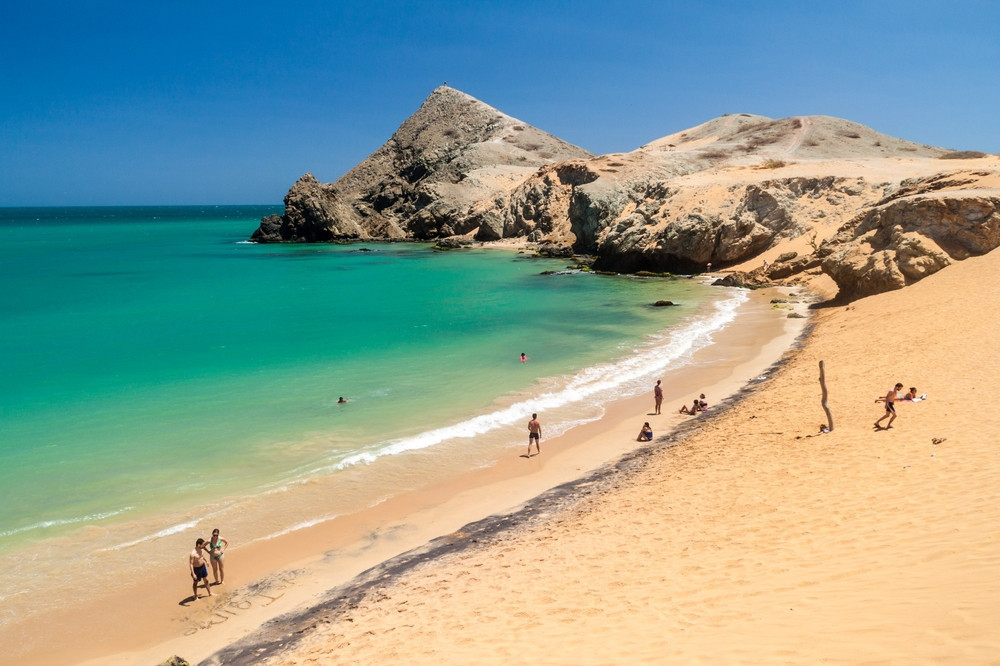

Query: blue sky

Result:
[2,1,998,206]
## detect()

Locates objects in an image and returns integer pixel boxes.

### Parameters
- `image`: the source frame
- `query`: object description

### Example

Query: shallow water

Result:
[0,206,736,569]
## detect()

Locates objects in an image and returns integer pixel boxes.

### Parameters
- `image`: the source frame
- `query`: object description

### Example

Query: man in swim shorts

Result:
[189,537,213,600]
[527,413,542,456]
[875,382,905,429]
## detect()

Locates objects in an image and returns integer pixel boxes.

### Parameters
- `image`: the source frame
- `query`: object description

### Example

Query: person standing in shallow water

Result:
[189,538,213,600]
[208,528,228,585]
[654,380,663,415]
[527,413,542,456]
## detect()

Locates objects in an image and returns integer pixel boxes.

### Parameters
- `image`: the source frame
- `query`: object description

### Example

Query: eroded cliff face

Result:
[253,87,1000,302]
[818,173,1000,300]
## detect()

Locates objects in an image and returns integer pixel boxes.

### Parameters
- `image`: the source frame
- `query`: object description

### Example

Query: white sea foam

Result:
[307,290,748,474]
[0,506,135,540]
[108,519,200,550]
[246,515,339,543]
[247,495,391,543]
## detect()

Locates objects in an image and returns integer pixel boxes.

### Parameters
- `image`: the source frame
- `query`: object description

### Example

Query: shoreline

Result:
[5,285,811,666]
[203,298,814,665]
[205,251,1000,665]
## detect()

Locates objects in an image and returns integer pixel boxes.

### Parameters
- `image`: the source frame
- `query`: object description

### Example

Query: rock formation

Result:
[819,172,1000,300]
[251,86,592,243]
[252,87,1000,302]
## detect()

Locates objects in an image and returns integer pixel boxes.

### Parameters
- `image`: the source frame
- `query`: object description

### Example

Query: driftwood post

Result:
[819,360,834,432]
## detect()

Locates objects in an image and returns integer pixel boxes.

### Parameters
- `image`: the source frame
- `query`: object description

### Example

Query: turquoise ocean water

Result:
[0,206,749,626]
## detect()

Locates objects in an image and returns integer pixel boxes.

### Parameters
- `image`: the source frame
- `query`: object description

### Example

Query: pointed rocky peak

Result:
[352,86,593,179]
[389,86,513,150]
[334,86,592,199]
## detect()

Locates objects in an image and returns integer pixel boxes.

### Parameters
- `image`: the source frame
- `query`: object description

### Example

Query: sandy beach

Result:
[7,5,1000,664]
[163,249,996,664]
[9,247,1000,665]
[3,283,808,666]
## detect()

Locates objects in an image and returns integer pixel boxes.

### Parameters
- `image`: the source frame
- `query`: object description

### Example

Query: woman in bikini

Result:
[208,528,229,585]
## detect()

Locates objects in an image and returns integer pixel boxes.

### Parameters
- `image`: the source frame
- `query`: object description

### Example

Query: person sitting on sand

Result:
[697,393,708,410]
[636,422,653,441]
[679,398,701,415]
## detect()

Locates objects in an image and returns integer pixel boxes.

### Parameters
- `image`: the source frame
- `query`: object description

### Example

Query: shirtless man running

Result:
[527,413,542,457]
[875,382,905,429]
[189,538,213,600]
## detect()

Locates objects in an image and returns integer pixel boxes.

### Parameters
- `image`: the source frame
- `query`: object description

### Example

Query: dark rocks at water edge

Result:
[252,85,1000,303]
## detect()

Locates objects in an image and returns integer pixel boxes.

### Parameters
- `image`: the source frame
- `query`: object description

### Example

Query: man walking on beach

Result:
[527,413,542,456]
[189,538,213,600]
[654,380,663,415]
[875,382,905,429]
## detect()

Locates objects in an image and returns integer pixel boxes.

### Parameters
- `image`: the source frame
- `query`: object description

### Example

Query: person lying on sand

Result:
[636,422,653,441]
[876,386,926,403]
[900,387,928,401]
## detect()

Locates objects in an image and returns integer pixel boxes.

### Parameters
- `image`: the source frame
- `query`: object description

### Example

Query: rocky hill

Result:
[252,87,1000,302]
[251,86,592,242]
